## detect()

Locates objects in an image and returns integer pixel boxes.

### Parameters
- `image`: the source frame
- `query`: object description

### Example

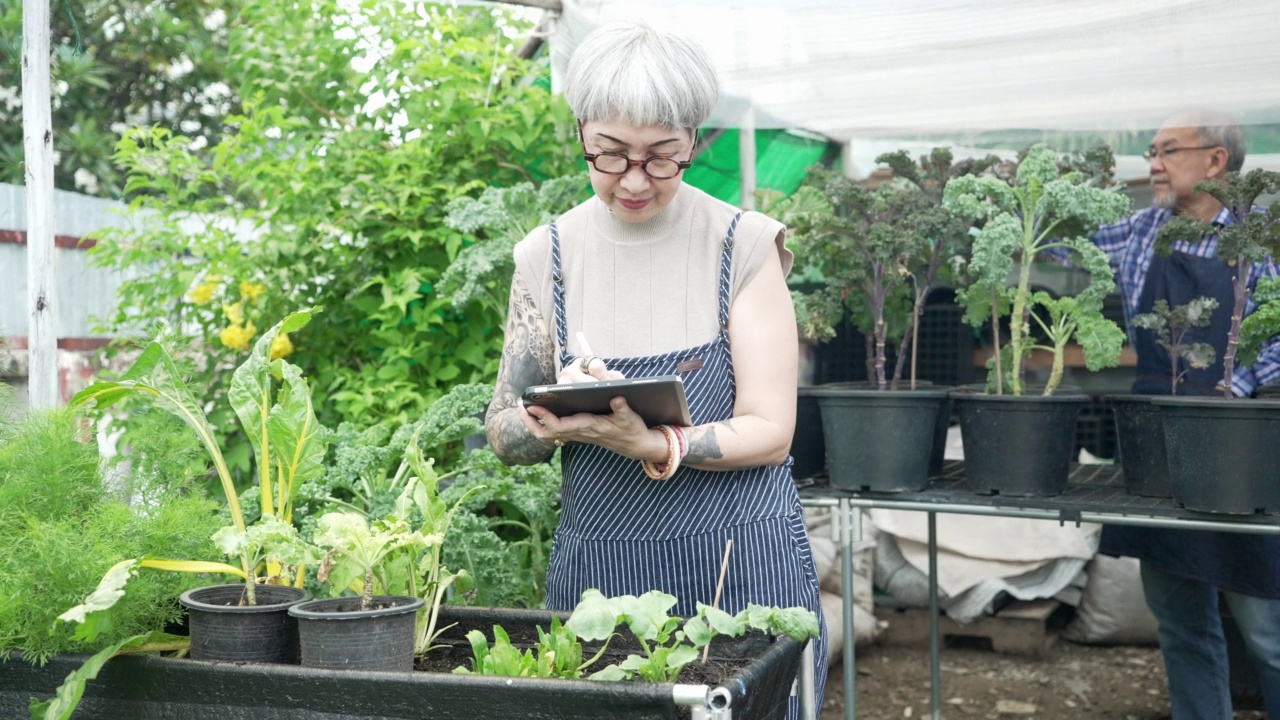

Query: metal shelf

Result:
[798,461,1280,534]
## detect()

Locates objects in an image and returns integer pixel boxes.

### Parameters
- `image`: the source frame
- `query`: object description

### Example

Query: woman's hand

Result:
[525,363,669,463]
[557,355,626,384]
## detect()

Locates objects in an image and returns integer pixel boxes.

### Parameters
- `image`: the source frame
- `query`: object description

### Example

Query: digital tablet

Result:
[522,375,692,427]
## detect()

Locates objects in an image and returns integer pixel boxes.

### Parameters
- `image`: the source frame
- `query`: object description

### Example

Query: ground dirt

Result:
[819,640,1267,720]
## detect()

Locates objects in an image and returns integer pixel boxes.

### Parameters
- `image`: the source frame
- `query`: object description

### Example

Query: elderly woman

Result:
[485,20,827,712]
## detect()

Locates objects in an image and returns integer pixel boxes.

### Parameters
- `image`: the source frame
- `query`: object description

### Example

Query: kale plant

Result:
[945,144,1130,395]
[1239,276,1280,370]
[789,150,997,389]
[1131,298,1219,395]
[442,174,590,316]
[1154,169,1280,398]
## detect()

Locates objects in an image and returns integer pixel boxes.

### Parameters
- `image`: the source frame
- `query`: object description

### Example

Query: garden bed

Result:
[4,606,804,720]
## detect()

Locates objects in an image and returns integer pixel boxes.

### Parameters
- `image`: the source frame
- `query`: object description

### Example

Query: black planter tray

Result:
[800,461,1280,529]
[3,606,805,720]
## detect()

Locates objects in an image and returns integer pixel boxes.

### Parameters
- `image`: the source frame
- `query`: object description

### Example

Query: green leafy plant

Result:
[1131,298,1220,395]
[1240,276,1280,369]
[454,616,607,679]
[298,383,560,610]
[1154,169,1280,398]
[565,589,820,683]
[0,411,222,666]
[944,144,1131,395]
[87,4,580,489]
[789,151,996,388]
[312,436,482,655]
[442,173,591,318]
[69,309,325,603]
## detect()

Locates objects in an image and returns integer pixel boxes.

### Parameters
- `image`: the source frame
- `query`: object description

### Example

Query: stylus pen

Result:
[576,331,594,359]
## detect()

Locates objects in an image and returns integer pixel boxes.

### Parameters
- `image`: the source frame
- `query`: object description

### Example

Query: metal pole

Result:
[928,511,941,719]
[799,640,816,720]
[839,498,858,720]
[22,0,57,411]
[738,104,756,211]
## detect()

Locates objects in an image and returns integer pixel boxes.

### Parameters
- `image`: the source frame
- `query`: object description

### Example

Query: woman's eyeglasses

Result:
[580,151,693,179]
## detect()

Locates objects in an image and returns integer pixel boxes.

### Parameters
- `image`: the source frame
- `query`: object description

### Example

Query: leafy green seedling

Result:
[565,589,820,683]
[1131,298,1219,395]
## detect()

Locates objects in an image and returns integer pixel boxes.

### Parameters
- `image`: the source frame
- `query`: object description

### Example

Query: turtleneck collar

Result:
[588,183,697,246]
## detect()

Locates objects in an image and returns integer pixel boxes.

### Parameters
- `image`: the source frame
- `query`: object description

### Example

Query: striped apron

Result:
[543,214,828,717]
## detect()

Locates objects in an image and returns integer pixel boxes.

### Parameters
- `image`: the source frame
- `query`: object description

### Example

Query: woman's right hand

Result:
[558,355,626,384]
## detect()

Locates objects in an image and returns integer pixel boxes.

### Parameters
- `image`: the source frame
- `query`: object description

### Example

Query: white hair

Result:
[1164,109,1247,172]
[564,20,719,131]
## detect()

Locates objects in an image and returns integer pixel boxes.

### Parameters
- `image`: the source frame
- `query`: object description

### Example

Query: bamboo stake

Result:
[701,538,734,664]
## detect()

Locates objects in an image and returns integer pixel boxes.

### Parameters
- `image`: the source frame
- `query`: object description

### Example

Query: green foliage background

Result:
[0,410,223,663]
[0,0,240,196]
[86,2,580,484]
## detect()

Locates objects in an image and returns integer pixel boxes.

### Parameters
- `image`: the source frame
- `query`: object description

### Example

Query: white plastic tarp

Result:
[549,0,1280,179]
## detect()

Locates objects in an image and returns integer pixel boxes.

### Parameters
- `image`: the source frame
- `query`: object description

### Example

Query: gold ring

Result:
[554,437,564,448]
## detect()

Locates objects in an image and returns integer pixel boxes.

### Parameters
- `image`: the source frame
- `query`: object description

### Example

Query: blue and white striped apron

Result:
[543,214,828,716]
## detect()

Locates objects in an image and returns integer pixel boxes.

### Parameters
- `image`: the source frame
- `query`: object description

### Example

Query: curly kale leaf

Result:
[1239,277,1280,367]
[943,174,1019,221]
[1073,313,1127,372]
[440,174,590,310]
[966,213,1020,286]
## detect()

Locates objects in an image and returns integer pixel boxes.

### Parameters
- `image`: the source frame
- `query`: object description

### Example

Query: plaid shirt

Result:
[1091,206,1280,397]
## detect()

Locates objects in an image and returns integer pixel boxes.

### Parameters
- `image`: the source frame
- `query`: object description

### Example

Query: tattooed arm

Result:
[486,271,559,465]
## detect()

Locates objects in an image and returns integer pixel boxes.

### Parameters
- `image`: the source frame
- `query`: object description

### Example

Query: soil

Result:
[820,640,1268,720]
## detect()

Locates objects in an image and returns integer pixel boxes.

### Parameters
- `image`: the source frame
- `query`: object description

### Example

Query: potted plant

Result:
[65,310,325,653]
[290,434,481,671]
[789,151,988,492]
[1150,169,1280,513]
[1111,297,1217,497]
[944,144,1129,496]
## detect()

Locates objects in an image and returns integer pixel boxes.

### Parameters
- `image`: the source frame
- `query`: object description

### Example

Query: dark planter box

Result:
[3,606,805,720]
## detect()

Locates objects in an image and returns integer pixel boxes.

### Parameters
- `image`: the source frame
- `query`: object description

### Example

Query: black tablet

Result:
[522,375,692,427]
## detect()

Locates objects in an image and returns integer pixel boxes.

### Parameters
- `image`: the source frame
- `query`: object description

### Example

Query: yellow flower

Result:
[240,281,267,303]
[188,280,219,306]
[219,319,257,352]
[223,301,246,326]
[270,332,294,360]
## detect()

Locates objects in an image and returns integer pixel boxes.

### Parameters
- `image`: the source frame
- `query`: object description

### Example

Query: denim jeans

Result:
[1141,562,1280,719]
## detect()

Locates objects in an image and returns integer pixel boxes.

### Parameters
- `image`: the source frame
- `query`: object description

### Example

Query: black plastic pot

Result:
[791,386,826,481]
[289,595,424,672]
[8,606,805,720]
[1153,396,1280,514]
[951,387,1085,497]
[178,584,310,664]
[1109,394,1171,498]
[811,385,949,492]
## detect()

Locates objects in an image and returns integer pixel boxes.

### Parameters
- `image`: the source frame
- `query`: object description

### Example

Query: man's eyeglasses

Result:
[1142,145,1221,162]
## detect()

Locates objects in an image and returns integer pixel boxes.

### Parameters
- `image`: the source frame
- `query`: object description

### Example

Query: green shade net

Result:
[684,129,833,206]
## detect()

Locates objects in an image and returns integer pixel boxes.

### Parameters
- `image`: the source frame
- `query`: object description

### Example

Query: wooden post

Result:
[739,104,756,211]
[23,0,58,410]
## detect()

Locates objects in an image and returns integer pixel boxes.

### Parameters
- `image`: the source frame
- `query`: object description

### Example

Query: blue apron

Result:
[543,214,828,714]
[1099,248,1280,597]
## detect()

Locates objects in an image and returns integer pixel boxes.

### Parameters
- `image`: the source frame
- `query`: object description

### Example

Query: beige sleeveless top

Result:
[513,183,792,363]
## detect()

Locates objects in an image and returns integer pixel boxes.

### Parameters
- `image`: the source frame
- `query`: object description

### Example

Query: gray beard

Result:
[1152,191,1177,210]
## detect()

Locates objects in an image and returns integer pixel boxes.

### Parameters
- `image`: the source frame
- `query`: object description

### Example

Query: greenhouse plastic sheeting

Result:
[550,0,1280,181]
